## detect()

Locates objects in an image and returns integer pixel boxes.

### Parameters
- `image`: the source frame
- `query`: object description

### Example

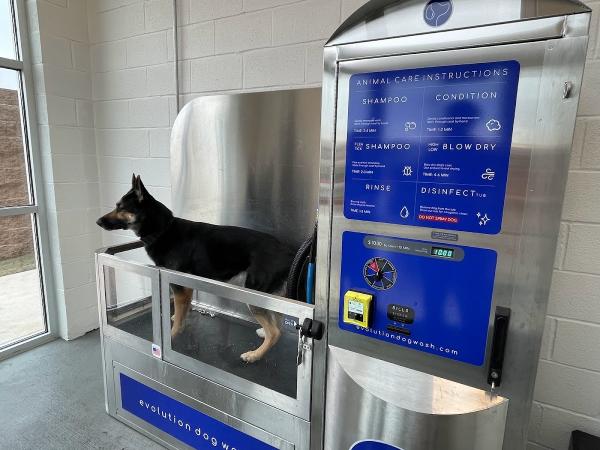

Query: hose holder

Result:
[487,306,511,388]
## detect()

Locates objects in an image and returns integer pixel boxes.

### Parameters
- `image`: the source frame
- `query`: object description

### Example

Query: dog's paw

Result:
[255,328,265,338]
[171,326,182,338]
[241,350,262,363]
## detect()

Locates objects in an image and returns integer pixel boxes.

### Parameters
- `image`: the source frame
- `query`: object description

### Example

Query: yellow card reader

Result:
[343,290,373,328]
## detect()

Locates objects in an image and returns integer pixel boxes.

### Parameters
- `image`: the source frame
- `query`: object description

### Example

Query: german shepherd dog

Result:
[97,175,295,363]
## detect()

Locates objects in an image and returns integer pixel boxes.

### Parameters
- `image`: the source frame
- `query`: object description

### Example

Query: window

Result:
[0,0,54,357]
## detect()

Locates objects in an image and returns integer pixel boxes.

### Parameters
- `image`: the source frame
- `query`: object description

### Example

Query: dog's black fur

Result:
[97,175,295,362]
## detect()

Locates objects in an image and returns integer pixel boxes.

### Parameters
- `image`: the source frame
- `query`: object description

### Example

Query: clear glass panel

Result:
[0,214,45,348]
[104,266,153,342]
[0,1,16,60]
[168,283,300,398]
[0,68,31,207]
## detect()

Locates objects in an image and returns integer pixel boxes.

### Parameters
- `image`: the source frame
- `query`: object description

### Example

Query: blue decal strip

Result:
[352,440,405,450]
[120,374,276,450]
[344,60,520,234]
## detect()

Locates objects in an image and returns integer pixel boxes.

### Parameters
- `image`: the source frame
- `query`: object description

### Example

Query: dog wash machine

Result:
[95,1,591,449]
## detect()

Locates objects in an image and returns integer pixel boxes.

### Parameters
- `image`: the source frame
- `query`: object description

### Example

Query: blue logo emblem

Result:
[424,0,453,27]
[351,441,404,450]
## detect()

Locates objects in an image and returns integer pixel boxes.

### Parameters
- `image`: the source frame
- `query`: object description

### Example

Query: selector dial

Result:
[363,257,397,290]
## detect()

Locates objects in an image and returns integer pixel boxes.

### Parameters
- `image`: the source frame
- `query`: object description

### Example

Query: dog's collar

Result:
[140,217,174,246]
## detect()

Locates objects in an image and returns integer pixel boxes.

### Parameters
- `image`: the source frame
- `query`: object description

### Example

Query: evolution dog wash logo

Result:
[120,374,275,450]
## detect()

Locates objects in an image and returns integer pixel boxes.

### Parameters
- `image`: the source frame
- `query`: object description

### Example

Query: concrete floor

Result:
[0,331,165,450]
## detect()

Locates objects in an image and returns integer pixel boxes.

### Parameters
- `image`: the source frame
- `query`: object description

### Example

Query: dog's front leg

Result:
[171,287,193,338]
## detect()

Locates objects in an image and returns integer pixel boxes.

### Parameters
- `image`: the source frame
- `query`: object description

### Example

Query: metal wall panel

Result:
[170,89,322,249]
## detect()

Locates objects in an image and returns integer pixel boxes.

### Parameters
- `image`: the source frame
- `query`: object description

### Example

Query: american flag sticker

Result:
[151,344,162,358]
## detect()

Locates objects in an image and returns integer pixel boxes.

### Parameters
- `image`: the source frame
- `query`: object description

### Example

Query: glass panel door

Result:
[0,0,51,353]
[97,252,161,356]
[0,214,44,347]
[161,269,315,420]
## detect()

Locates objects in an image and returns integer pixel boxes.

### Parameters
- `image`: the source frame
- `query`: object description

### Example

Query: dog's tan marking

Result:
[104,209,136,224]
[171,287,193,338]
[241,307,282,363]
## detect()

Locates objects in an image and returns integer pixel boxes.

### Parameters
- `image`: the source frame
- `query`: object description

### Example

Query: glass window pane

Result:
[0,214,45,348]
[0,0,16,60]
[0,68,31,207]
[104,266,154,342]
[168,283,299,398]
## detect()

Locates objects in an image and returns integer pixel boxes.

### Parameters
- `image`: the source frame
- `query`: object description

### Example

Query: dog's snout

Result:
[96,217,104,227]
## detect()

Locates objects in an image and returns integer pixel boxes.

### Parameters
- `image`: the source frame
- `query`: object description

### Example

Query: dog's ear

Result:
[131,173,137,188]
[133,175,147,201]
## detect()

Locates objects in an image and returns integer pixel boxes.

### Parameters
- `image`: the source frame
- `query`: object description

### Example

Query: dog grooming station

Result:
[96,2,591,449]
[96,89,321,450]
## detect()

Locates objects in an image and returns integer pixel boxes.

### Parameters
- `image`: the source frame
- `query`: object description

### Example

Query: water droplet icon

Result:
[400,206,410,219]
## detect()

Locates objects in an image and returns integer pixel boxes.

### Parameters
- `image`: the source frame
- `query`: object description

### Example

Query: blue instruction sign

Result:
[120,374,276,450]
[344,60,520,234]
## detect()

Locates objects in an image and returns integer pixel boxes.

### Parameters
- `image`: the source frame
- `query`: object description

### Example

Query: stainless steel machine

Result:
[95,1,591,450]
[96,89,323,450]
[317,1,590,449]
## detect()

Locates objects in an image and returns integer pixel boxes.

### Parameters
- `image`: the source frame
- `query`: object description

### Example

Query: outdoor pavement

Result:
[0,269,45,347]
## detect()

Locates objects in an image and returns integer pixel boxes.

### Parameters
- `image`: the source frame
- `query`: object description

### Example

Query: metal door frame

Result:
[0,0,58,360]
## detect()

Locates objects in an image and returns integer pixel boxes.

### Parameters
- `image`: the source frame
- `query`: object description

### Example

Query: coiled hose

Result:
[286,223,317,302]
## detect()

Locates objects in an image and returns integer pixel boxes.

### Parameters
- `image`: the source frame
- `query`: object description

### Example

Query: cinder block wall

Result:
[88,0,176,246]
[89,0,365,246]
[26,0,101,339]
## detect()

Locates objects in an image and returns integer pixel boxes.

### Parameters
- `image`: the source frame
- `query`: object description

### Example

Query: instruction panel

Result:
[344,60,520,234]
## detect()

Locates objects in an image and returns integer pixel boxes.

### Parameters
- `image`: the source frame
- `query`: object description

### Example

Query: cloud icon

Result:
[486,119,502,132]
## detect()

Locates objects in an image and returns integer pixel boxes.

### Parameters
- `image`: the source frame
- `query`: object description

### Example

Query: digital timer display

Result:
[431,247,455,259]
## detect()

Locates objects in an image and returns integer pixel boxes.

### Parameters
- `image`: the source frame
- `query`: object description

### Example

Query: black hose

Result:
[286,223,317,301]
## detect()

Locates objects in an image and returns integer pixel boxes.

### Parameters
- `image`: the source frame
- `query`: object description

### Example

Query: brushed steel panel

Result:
[170,89,321,249]
[324,345,508,450]
[328,0,589,46]
[101,338,307,449]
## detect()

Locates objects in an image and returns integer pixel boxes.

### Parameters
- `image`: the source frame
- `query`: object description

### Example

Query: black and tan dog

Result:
[97,175,295,363]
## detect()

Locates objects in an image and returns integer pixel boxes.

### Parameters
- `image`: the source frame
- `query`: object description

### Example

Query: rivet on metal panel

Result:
[563,81,573,99]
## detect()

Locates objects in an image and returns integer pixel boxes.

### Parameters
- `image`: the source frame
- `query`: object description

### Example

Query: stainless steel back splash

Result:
[170,89,322,249]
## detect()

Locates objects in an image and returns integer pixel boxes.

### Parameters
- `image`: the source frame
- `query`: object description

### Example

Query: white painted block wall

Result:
[88,0,175,251]
[26,0,101,339]
[24,0,600,447]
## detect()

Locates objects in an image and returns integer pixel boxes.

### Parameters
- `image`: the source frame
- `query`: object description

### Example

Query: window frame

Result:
[0,0,58,360]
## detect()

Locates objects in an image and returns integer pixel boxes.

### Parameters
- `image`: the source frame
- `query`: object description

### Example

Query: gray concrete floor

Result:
[0,331,165,450]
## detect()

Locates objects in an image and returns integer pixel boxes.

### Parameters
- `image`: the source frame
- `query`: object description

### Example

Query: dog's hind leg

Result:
[171,286,193,338]
[241,306,282,363]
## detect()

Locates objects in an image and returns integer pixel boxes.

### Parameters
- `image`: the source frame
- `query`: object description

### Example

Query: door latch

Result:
[296,318,324,365]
